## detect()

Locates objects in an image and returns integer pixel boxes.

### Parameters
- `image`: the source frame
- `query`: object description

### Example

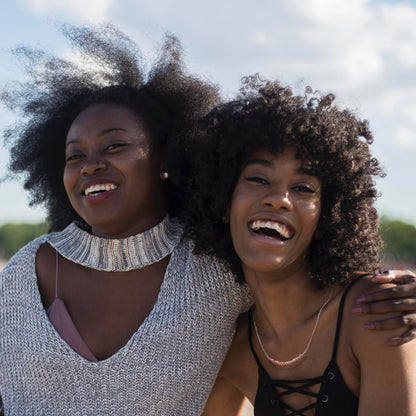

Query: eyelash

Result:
[65,154,83,163]
[65,143,127,162]
[245,177,315,193]
[105,143,126,151]
[292,185,315,193]
[245,176,269,185]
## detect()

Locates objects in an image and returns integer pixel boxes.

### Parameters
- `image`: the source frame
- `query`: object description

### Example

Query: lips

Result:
[79,181,119,205]
[249,219,294,241]
[83,183,117,196]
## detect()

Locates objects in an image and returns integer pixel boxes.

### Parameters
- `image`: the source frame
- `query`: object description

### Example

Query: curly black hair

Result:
[182,75,384,287]
[1,23,219,231]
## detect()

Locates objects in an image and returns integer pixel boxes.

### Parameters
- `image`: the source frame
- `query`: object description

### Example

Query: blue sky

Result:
[1,0,416,225]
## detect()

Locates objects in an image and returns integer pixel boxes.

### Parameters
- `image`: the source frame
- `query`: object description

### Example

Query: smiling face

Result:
[63,102,165,238]
[229,147,321,279]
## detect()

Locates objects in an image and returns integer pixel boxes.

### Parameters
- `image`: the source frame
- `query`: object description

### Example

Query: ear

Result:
[222,209,230,224]
[314,223,322,240]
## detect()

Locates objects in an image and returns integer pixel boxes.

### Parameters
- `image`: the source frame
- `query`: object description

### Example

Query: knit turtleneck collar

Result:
[46,216,183,272]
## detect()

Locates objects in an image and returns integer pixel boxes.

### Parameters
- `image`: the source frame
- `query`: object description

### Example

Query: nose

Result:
[261,187,293,211]
[81,158,107,176]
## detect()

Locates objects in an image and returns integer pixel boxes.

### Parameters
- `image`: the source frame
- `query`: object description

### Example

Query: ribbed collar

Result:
[46,216,183,272]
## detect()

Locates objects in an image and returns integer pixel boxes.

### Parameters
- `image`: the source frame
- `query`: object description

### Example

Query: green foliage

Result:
[0,222,48,260]
[379,216,416,264]
[0,216,415,265]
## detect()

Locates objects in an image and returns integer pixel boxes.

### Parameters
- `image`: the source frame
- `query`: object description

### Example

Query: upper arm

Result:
[351,282,416,415]
[202,375,247,416]
[357,335,416,415]
[203,312,256,415]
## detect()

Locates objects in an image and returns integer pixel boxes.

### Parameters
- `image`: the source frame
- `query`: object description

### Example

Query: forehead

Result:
[67,102,147,138]
[245,147,303,168]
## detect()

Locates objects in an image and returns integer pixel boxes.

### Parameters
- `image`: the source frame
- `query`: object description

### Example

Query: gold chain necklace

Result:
[252,287,334,367]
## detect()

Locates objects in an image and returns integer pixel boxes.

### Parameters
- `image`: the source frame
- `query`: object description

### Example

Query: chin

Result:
[242,258,285,274]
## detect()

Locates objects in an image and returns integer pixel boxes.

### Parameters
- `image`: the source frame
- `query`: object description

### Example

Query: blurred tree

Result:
[0,222,48,259]
[379,216,416,264]
[0,217,415,266]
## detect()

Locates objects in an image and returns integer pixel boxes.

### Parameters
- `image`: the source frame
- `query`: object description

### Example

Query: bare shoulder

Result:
[343,273,398,329]
[219,312,251,377]
[35,243,56,308]
[218,312,258,403]
[342,277,416,414]
[341,274,403,341]
[36,243,55,269]
[342,273,416,375]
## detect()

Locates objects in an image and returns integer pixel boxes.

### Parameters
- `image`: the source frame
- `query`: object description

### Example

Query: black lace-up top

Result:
[249,277,363,415]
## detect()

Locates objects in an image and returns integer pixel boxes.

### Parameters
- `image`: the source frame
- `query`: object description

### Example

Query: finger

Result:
[371,270,416,285]
[387,328,416,346]
[353,298,416,314]
[356,285,416,304]
[363,313,416,331]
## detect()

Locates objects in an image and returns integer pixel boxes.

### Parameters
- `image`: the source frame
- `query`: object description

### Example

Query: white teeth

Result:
[84,183,117,196]
[250,220,292,239]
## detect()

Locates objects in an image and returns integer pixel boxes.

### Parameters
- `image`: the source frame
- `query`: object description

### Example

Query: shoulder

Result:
[174,238,253,308]
[342,273,416,361]
[341,273,394,337]
[340,275,416,413]
[0,234,50,298]
[218,312,258,401]
[1,234,48,276]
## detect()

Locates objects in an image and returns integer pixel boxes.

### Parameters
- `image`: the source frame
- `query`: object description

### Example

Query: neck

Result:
[47,215,183,272]
[245,264,332,338]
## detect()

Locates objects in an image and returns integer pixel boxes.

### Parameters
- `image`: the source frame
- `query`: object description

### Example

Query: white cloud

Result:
[291,0,372,26]
[250,31,272,46]
[18,0,112,22]
[394,126,416,150]
[4,0,416,223]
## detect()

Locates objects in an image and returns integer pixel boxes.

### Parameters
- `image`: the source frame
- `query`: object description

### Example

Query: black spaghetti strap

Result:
[248,310,263,368]
[331,273,374,361]
[54,250,59,299]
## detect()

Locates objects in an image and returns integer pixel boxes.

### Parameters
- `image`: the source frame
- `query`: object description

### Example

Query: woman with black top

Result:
[184,77,416,415]
[2,25,416,415]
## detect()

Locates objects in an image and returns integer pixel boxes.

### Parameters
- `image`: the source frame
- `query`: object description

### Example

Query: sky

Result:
[0,0,416,225]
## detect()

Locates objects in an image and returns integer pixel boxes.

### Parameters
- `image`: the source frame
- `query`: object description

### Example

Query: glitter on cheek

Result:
[135,145,150,160]
[132,132,151,160]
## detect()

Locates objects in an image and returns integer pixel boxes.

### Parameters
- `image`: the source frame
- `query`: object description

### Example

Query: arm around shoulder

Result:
[351,279,416,415]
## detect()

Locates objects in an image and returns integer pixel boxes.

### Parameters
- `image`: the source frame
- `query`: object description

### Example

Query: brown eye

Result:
[105,143,126,151]
[292,185,315,193]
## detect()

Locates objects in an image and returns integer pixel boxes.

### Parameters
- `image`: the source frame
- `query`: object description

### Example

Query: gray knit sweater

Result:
[0,230,252,415]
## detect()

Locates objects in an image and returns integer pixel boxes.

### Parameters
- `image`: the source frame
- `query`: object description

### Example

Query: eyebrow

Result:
[245,158,274,168]
[245,158,317,177]
[65,127,128,147]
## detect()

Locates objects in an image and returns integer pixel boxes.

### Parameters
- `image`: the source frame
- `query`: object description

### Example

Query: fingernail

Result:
[352,305,362,314]
[363,322,375,330]
[356,295,366,303]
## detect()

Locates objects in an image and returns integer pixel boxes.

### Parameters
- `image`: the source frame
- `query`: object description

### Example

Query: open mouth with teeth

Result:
[84,183,117,196]
[249,220,294,241]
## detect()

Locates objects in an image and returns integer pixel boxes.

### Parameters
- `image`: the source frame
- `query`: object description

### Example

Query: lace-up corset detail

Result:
[271,376,323,415]
[248,276,367,415]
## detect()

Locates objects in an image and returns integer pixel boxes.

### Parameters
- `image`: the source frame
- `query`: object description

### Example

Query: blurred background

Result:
[0,2,416,413]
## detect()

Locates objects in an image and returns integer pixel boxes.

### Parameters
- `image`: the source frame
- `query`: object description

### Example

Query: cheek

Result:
[229,192,246,231]
[134,142,151,160]
[302,199,321,234]
[229,192,252,249]
[62,167,74,196]
[301,197,320,215]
